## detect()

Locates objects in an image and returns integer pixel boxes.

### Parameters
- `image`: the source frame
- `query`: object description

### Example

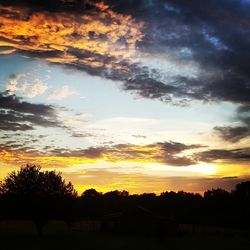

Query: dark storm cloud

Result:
[1,1,250,138]
[108,0,250,107]
[197,147,250,163]
[0,92,61,131]
[1,0,100,11]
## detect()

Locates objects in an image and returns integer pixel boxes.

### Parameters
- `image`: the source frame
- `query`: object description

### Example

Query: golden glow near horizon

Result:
[0,147,245,194]
[0,134,249,194]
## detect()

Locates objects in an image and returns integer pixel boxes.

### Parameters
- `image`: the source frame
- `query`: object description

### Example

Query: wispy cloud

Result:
[0,46,16,55]
[6,74,48,98]
[48,85,77,100]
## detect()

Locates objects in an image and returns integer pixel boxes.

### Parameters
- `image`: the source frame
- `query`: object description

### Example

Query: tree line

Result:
[0,165,249,236]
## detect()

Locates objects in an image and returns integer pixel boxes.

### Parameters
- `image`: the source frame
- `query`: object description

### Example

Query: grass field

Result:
[0,220,249,250]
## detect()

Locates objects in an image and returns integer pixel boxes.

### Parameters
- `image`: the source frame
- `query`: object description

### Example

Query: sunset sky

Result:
[0,0,250,194]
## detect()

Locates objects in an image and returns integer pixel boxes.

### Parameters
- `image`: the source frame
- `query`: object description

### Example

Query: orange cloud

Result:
[1,144,249,194]
[0,2,144,69]
[0,141,199,170]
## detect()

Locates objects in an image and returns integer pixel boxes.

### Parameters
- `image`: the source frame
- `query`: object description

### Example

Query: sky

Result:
[0,0,250,194]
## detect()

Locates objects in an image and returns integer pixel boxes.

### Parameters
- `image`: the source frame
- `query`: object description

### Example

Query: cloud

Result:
[3,141,201,167]
[214,126,250,143]
[214,104,250,142]
[1,141,202,167]
[0,92,61,131]
[132,135,147,139]
[197,147,250,163]
[0,46,16,55]
[0,1,143,64]
[0,92,54,115]
[71,132,95,138]
[1,0,250,140]
[48,85,77,100]
[6,74,48,98]
[101,0,250,103]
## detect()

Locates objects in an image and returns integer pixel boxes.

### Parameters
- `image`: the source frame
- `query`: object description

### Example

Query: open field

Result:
[0,221,249,250]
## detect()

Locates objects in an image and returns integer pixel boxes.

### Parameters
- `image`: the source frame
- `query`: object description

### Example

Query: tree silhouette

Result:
[234,181,250,201]
[0,164,250,235]
[204,188,231,204]
[3,165,76,197]
[1,165,77,236]
[0,181,4,195]
[233,181,250,227]
[82,188,102,199]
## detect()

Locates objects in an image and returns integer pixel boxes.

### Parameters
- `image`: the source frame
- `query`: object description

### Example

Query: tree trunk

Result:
[34,220,45,237]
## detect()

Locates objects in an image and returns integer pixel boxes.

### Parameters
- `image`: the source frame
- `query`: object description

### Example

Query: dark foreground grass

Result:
[0,221,249,250]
